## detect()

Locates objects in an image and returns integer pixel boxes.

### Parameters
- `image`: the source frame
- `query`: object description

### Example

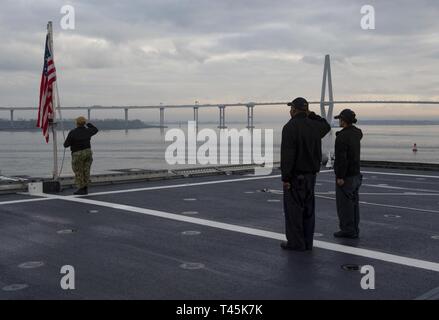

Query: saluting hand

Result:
[337,178,345,187]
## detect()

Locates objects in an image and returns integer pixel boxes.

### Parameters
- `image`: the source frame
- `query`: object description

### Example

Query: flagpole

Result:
[47,21,59,180]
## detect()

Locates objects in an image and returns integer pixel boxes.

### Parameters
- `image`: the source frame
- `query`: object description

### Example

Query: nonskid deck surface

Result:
[0,168,438,299]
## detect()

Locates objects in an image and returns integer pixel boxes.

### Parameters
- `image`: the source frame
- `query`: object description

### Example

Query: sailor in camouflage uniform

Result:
[64,116,98,195]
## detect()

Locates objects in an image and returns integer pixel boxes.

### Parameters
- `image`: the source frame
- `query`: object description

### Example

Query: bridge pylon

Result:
[320,54,334,122]
[321,54,335,167]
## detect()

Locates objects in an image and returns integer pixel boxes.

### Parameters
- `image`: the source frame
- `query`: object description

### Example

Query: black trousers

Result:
[336,174,362,235]
[283,174,316,250]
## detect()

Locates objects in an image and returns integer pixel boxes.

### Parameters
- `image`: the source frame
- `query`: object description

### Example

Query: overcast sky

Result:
[1,0,439,121]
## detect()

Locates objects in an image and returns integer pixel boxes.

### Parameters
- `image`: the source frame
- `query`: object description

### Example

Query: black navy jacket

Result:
[63,123,99,153]
[281,112,331,182]
[334,125,363,179]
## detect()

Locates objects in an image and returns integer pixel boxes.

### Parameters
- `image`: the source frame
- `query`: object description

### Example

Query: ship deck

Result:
[1,167,439,300]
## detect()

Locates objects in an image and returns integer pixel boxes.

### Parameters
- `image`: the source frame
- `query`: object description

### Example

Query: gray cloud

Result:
[0,0,439,120]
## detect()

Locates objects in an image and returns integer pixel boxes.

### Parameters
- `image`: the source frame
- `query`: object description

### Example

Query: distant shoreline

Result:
[0,119,162,131]
[0,127,164,132]
[357,120,439,125]
[1,119,439,132]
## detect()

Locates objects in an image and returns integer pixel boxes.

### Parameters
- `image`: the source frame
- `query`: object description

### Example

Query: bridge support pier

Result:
[124,108,129,129]
[218,105,226,129]
[193,106,199,129]
[159,107,165,128]
[10,109,14,128]
[246,103,255,129]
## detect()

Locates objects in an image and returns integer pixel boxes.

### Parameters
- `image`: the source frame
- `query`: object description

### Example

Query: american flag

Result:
[37,33,57,143]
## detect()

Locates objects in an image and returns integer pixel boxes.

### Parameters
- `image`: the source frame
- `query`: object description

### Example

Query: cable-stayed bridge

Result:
[1,55,438,129]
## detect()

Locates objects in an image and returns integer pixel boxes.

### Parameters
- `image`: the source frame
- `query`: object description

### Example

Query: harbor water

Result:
[1,123,438,177]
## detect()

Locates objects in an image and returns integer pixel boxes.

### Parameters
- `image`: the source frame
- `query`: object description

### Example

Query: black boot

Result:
[333,231,359,239]
[280,241,306,252]
[73,188,87,195]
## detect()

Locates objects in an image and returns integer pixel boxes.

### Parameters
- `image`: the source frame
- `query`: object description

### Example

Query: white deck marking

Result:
[0,172,335,206]
[316,192,439,196]
[319,179,439,193]
[362,171,439,179]
[316,195,439,214]
[84,175,283,197]
[249,190,439,197]
[0,197,52,206]
[415,286,439,300]
[0,174,284,205]
[84,171,333,197]
[0,169,432,207]
[362,183,439,193]
[39,193,439,273]
[251,190,439,197]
